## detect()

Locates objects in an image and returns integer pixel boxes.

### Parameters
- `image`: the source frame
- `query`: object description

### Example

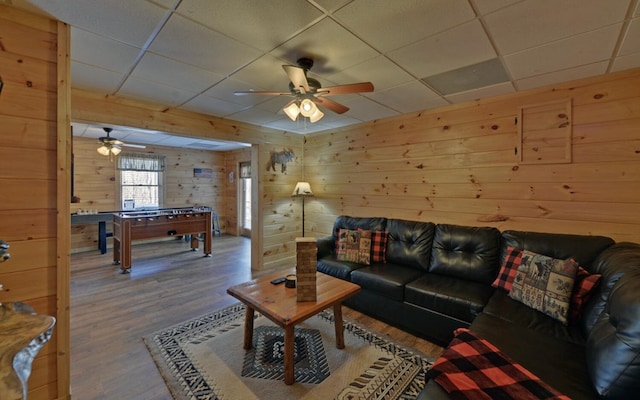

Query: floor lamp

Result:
[292,182,314,237]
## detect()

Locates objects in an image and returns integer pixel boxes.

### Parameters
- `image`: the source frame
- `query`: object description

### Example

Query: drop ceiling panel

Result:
[388,20,497,78]
[26,0,169,47]
[326,55,414,92]
[505,24,622,79]
[445,81,515,103]
[612,52,640,71]
[484,0,632,54]
[230,54,295,91]
[201,79,272,107]
[515,61,609,90]
[118,76,199,106]
[132,53,224,93]
[335,0,476,53]
[71,28,141,72]
[70,62,125,93]
[175,0,323,52]
[619,17,640,56]
[230,107,283,125]
[182,95,248,117]
[270,18,379,73]
[473,0,521,14]
[366,81,448,113]
[340,96,400,121]
[148,13,262,75]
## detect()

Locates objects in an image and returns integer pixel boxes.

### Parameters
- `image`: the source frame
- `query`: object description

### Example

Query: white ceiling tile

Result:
[133,53,224,93]
[335,0,476,53]
[70,62,125,93]
[176,0,323,52]
[264,117,334,134]
[365,81,448,113]
[26,0,169,47]
[505,24,621,79]
[326,55,414,92]
[230,54,295,91]
[312,0,352,13]
[388,20,497,78]
[473,0,522,15]
[254,97,296,114]
[181,95,248,117]
[611,52,640,72]
[445,82,516,103]
[118,76,198,106]
[203,79,273,107]
[270,18,379,74]
[229,108,283,125]
[515,61,608,90]
[340,96,400,121]
[149,13,263,75]
[619,18,640,56]
[71,28,141,72]
[484,0,631,54]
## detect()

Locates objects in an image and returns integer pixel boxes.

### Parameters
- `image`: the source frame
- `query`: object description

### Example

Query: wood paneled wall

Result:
[305,68,640,244]
[0,5,70,399]
[70,137,227,253]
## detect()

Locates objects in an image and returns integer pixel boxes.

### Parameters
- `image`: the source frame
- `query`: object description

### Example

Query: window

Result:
[117,153,166,209]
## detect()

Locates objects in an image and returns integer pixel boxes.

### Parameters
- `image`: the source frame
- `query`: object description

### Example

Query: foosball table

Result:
[113,207,212,273]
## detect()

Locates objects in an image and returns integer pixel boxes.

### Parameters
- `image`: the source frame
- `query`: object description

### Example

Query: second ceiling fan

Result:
[234,57,374,122]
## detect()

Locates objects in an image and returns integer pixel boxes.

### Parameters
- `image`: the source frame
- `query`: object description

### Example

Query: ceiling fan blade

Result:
[317,82,374,95]
[234,90,292,96]
[282,65,310,92]
[122,143,146,149]
[316,97,349,114]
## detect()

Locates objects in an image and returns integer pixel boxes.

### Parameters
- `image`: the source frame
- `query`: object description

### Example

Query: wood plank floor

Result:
[70,235,443,399]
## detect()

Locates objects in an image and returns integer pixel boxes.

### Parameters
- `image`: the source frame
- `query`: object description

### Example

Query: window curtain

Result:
[240,162,251,178]
[117,153,166,171]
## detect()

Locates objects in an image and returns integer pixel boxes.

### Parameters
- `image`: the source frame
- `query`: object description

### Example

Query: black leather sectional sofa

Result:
[316,215,640,400]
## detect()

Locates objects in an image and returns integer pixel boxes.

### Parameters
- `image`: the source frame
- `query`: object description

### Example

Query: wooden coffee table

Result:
[227,269,360,385]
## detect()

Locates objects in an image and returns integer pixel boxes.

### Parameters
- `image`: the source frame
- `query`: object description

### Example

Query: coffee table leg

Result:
[284,325,295,385]
[333,303,345,349]
[244,306,255,350]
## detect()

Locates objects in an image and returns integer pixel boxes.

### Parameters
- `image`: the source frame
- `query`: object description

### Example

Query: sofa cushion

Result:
[337,229,371,264]
[501,230,614,270]
[581,242,640,336]
[509,251,579,325]
[385,219,435,271]
[483,290,586,345]
[586,268,640,399]
[405,273,493,323]
[316,255,368,281]
[350,264,423,302]
[469,312,599,400]
[492,245,523,291]
[429,224,502,284]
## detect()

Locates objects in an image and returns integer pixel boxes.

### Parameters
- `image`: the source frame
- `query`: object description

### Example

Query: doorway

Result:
[239,161,251,237]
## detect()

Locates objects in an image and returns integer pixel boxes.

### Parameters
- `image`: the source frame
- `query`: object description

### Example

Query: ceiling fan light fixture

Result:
[97,145,110,156]
[111,145,122,155]
[283,102,301,121]
[309,108,324,123]
[299,99,316,117]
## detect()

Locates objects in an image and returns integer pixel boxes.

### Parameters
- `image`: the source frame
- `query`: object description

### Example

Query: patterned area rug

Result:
[143,303,433,400]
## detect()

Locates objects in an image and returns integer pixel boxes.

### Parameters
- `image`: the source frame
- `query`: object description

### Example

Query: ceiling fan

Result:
[97,127,146,160]
[234,57,374,122]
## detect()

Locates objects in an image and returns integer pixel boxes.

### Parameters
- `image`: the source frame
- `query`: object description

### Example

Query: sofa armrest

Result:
[316,235,334,259]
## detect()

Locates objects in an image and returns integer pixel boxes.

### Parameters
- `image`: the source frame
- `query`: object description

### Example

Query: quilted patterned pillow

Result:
[337,229,371,265]
[492,246,523,291]
[509,250,579,325]
[358,228,388,263]
[568,265,601,324]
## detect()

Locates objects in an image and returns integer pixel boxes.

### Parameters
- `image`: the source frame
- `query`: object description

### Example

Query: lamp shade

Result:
[299,99,317,118]
[292,182,314,197]
[97,145,110,156]
[283,102,300,121]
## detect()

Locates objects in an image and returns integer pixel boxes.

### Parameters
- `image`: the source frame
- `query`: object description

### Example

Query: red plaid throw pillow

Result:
[568,265,601,324]
[492,246,523,291]
[358,228,388,263]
